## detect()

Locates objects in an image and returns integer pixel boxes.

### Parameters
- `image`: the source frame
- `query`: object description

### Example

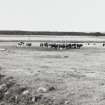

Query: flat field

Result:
[1,46,105,105]
[0,35,105,105]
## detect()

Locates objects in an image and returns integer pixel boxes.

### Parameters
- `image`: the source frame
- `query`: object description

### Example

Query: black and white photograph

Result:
[0,0,105,105]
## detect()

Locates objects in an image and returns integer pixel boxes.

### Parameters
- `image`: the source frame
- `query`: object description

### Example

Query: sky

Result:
[0,0,105,32]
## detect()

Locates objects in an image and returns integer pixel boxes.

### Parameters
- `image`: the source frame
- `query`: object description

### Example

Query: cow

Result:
[26,43,32,47]
[17,41,25,47]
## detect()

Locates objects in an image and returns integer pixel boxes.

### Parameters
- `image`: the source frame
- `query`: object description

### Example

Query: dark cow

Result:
[26,43,32,47]
[66,44,72,49]
[49,44,58,49]
[103,43,105,47]
[40,43,44,47]
[77,44,83,48]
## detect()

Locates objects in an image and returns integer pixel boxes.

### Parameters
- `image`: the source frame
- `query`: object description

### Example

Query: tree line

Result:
[0,31,104,36]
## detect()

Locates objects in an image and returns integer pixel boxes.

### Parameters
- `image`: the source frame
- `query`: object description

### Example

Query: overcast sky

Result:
[0,0,105,32]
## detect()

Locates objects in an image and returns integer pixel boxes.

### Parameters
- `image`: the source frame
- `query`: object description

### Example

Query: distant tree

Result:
[95,32,102,36]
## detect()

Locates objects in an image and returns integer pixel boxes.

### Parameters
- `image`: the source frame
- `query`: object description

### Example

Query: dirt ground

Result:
[1,46,105,105]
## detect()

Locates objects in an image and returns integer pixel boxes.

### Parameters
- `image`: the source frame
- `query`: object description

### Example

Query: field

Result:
[0,35,105,105]
[0,45,105,105]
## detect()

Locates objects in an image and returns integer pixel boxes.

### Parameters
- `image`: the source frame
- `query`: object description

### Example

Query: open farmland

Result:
[0,35,105,105]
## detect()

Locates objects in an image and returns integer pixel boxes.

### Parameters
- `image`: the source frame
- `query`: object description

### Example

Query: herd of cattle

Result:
[17,41,105,49]
[40,42,83,49]
[17,41,83,49]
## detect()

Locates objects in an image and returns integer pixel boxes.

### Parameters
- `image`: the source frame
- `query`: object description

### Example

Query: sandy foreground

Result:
[0,36,105,105]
